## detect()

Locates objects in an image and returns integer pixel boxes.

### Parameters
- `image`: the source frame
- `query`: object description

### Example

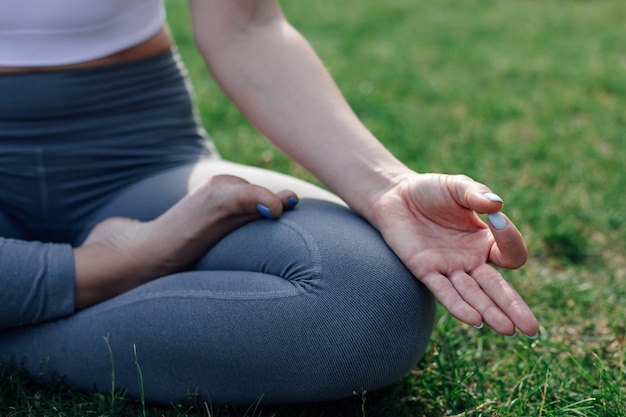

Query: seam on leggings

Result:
[75,273,307,319]
[265,216,323,290]
[34,148,50,224]
[190,215,324,290]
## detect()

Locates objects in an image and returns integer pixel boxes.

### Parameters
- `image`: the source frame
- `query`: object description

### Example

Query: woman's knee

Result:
[195,198,437,396]
[290,200,436,390]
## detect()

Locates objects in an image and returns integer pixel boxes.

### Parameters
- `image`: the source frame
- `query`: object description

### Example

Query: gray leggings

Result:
[0,51,435,405]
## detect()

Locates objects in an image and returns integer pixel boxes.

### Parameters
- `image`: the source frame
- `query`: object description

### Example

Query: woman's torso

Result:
[0,0,173,73]
[0,1,216,241]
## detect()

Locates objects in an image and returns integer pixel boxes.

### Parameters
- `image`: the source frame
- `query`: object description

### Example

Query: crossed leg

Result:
[1,159,436,406]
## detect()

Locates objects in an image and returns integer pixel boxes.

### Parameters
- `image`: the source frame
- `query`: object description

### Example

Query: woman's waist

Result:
[0,45,210,149]
[0,106,207,146]
[0,46,189,121]
[0,26,173,74]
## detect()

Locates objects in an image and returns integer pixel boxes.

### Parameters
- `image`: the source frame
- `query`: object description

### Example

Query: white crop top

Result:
[0,0,166,67]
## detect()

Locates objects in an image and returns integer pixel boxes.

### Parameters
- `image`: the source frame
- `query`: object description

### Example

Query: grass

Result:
[2,0,626,415]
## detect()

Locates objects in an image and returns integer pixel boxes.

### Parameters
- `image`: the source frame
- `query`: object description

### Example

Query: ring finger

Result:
[449,269,515,335]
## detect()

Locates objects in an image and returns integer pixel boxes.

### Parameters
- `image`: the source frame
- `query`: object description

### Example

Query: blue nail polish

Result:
[472,322,484,329]
[526,331,539,340]
[483,192,504,204]
[256,203,273,219]
[506,331,517,338]
[288,196,298,206]
[488,212,508,230]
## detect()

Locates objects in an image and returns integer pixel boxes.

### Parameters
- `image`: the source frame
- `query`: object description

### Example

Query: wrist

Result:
[73,238,153,310]
[343,160,416,221]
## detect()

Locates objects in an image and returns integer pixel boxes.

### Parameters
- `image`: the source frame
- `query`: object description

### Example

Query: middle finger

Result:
[471,264,539,337]
[449,270,514,334]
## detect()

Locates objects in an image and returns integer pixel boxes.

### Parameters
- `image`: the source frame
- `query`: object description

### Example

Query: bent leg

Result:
[0,198,435,405]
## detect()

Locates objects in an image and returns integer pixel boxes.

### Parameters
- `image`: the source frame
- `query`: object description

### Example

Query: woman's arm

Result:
[188,0,539,337]
[188,0,408,219]
[0,238,75,329]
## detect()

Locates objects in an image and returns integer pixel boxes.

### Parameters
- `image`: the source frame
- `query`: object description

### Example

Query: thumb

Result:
[487,211,528,269]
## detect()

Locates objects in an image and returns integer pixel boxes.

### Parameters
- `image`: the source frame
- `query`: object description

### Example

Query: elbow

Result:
[190,0,286,53]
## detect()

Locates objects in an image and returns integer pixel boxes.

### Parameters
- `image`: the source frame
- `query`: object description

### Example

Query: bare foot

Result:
[74,175,298,308]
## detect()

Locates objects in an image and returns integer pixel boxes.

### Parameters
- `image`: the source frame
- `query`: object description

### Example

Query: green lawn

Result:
[2,0,625,416]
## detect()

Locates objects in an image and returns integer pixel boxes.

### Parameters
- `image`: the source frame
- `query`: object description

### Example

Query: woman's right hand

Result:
[73,175,298,309]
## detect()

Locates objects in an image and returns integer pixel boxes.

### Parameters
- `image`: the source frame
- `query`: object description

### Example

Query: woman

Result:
[0,0,538,406]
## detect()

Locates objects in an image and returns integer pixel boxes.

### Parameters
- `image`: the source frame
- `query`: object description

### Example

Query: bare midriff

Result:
[0,25,173,74]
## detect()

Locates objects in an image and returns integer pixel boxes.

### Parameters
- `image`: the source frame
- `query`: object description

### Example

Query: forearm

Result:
[0,238,75,329]
[190,1,413,218]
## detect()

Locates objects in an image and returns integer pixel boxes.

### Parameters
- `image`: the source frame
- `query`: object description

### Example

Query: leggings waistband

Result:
[0,49,217,241]
[0,49,185,117]
[0,48,214,152]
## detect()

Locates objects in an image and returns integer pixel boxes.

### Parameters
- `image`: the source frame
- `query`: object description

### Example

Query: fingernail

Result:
[483,192,504,204]
[506,331,517,338]
[526,331,539,340]
[488,212,508,230]
[256,203,273,219]
[288,196,299,206]
[472,322,484,329]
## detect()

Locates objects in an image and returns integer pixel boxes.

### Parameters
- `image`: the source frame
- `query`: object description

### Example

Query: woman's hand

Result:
[369,173,539,337]
[74,175,298,309]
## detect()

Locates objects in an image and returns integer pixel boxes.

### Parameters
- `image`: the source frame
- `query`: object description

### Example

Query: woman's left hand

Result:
[369,172,539,337]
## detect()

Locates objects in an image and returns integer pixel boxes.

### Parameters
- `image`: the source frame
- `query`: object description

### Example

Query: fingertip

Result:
[489,322,517,337]
[521,317,540,339]
[483,192,504,204]
[248,187,295,219]
[256,203,274,219]
[482,312,517,337]
[488,212,508,230]
[487,212,528,268]
[275,190,298,207]
[451,309,484,331]
[465,189,504,214]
